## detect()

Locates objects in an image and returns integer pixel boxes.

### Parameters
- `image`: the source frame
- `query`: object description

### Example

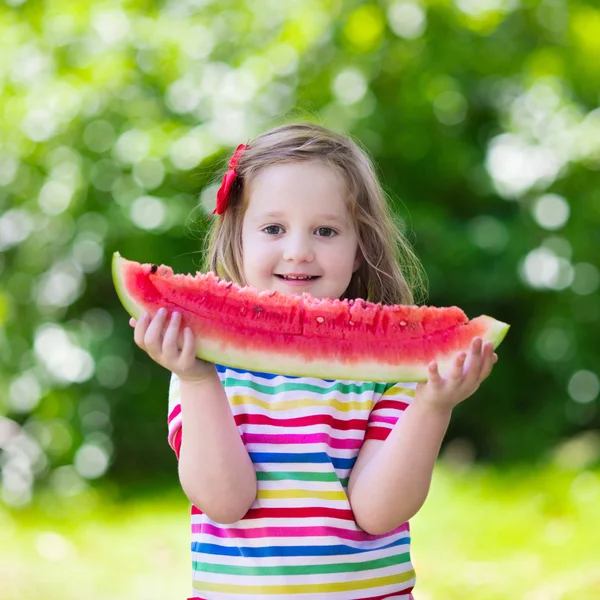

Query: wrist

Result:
[178,365,219,386]
[411,395,454,421]
[179,369,228,411]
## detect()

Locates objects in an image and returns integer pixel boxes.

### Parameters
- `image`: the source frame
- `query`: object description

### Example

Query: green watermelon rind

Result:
[113,252,145,321]
[477,314,510,347]
[185,315,510,382]
[112,252,510,382]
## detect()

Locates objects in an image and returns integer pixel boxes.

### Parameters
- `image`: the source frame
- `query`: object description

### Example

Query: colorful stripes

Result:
[168,366,417,599]
[191,570,416,595]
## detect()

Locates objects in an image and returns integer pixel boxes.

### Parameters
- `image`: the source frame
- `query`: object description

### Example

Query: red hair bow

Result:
[213,143,248,215]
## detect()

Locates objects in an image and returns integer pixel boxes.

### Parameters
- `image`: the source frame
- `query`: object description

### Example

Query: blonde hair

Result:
[204,122,427,305]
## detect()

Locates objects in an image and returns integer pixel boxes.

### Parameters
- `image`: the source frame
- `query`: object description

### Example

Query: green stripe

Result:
[194,552,411,576]
[255,472,349,486]
[226,377,384,396]
[257,471,339,482]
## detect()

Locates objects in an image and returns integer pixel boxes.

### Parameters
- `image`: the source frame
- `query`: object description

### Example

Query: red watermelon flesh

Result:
[113,252,509,382]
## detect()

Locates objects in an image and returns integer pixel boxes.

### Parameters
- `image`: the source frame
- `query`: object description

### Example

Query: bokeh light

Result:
[532,193,570,230]
[387,1,427,39]
[34,325,94,383]
[568,370,600,404]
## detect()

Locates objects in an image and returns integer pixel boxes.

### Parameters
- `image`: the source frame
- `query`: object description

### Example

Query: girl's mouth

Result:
[275,274,319,282]
[276,275,319,287]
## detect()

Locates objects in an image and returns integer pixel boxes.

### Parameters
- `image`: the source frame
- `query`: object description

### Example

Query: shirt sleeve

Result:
[167,372,183,459]
[365,382,416,442]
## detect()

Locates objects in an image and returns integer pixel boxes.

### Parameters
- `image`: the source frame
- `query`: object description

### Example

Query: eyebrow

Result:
[261,212,348,224]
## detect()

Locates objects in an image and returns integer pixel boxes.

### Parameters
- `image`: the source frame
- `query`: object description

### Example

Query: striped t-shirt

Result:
[167,365,417,600]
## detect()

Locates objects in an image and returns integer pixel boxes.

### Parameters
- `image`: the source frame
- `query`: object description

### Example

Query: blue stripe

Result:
[192,538,411,558]
[216,364,387,392]
[249,452,356,470]
[217,364,307,381]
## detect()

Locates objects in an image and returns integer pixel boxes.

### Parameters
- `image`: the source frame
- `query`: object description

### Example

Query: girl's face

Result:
[241,161,361,299]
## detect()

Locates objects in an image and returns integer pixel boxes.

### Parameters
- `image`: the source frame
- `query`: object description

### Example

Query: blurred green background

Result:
[1,0,599,598]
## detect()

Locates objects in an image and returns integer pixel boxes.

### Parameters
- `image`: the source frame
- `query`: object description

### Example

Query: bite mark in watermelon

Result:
[112,252,509,382]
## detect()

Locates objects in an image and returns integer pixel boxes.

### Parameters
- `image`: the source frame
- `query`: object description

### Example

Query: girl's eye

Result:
[263,225,283,235]
[316,227,336,237]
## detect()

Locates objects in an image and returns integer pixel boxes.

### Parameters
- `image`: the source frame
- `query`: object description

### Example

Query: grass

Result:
[1,463,599,600]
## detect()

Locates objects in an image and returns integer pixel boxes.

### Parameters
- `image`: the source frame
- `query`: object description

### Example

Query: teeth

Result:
[281,275,312,280]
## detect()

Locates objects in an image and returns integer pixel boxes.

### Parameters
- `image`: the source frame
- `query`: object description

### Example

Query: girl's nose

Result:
[283,235,314,263]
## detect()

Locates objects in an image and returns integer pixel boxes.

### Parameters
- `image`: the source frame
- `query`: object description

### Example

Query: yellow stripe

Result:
[229,394,374,412]
[174,385,414,407]
[383,386,415,397]
[193,569,416,594]
[257,489,347,501]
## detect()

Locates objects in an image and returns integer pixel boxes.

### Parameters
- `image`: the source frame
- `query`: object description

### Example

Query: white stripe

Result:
[256,462,334,473]
[257,480,345,492]
[226,387,379,405]
[240,423,369,436]
[198,516,371,530]
[192,561,415,586]
[245,442,361,458]
[250,497,350,509]
[231,405,372,419]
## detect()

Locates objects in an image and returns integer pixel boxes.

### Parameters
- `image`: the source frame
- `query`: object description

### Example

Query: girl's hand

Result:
[414,337,498,412]
[129,308,216,382]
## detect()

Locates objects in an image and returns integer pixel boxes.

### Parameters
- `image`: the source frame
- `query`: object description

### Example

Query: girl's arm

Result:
[132,309,257,523]
[178,374,257,523]
[348,337,497,536]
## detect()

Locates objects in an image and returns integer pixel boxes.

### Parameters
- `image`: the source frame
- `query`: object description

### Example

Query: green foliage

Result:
[1,0,599,504]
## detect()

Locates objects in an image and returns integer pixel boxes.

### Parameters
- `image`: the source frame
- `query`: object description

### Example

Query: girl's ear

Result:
[353,248,363,272]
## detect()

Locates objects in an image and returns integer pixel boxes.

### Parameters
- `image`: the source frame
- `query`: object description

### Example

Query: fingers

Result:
[465,338,497,383]
[463,337,483,385]
[440,338,497,385]
[419,338,499,408]
[144,308,169,355]
[427,361,443,386]
[181,326,197,364]
[162,312,183,360]
[132,309,197,370]
[133,308,173,357]
[478,343,497,381]
[133,312,150,348]
[450,351,467,381]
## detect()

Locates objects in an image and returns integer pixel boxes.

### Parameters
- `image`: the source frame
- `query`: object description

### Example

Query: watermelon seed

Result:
[150,264,158,274]
[400,320,407,326]
[349,321,354,326]
[253,306,263,312]
[316,316,325,323]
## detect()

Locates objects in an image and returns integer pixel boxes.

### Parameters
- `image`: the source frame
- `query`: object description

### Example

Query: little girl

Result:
[130,123,498,599]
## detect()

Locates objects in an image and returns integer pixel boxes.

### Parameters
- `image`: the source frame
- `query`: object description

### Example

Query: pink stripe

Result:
[244,433,362,449]
[369,415,398,424]
[168,428,182,458]
[168,404,181,423]
[192,523,409,541]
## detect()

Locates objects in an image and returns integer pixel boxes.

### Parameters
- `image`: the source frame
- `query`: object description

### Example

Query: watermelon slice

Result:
[112,252,509,382]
